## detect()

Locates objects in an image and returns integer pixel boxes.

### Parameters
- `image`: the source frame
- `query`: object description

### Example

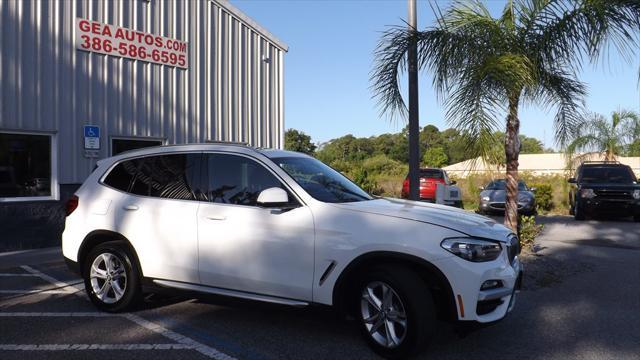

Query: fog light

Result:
[481,280,502,290]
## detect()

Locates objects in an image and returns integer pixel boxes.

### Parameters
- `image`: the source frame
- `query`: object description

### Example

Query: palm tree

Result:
[566,110,640,162]
[371,0,640,231]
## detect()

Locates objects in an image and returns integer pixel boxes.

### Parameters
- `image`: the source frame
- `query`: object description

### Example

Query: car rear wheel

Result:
[83,241,141,312]
[357,266,435,359]
[574,204,585,221]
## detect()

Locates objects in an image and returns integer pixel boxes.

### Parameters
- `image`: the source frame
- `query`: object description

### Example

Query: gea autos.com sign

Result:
[75,18,188,69]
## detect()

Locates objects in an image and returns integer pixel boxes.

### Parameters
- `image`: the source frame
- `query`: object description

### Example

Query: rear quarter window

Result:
[103,154,200,201]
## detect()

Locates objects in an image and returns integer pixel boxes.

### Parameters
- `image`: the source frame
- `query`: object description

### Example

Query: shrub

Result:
[518,215,543,251]
[352,168,383,195]
[532,183,553,212]
[361,154,406,176]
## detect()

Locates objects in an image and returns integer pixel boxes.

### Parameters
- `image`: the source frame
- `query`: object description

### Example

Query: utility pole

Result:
[407,0,420,201]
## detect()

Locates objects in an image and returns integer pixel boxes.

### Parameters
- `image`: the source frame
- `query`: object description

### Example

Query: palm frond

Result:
[524,68,587,146]
[370,26,412,121]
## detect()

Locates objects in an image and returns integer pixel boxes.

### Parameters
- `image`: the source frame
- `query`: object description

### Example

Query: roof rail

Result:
[580,160,621,165]
[205,140,251,147]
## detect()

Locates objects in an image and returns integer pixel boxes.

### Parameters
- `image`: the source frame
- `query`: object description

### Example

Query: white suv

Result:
[63,143,522,358]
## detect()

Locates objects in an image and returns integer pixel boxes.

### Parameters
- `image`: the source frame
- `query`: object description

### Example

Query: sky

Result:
[232,0,640,149]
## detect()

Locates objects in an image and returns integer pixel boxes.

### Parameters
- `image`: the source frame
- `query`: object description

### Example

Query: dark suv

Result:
[568,162,640,221]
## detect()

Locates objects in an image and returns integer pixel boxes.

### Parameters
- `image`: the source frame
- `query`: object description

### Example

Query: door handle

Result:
[123,205,139,211]
[206,215,226,221]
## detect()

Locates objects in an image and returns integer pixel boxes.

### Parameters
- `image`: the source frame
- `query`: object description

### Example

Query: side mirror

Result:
[479,186,485,190]
[530,187,537,192]
[257,187,289,207]
[450,180,457,185]
[568,178,576,184]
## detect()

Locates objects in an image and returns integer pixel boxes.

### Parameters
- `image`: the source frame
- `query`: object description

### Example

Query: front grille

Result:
[593,189,633,199]
[506,235,520,264]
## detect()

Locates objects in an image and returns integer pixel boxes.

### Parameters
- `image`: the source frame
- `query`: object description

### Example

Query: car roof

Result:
[257,148,311,159]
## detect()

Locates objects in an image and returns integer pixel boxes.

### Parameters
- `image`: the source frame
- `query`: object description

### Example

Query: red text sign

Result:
[75,18,188,69]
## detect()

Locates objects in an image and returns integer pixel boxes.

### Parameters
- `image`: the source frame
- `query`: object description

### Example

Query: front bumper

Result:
[579,199,640,217]
[434,246,523,323]
[480,201,535,214]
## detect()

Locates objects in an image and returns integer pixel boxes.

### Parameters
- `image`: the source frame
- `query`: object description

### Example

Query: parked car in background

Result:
[0,166,20,197]
[62,144,522,358]
[568,161,640,221]
[401,168,463,208]
[478,179,537,216]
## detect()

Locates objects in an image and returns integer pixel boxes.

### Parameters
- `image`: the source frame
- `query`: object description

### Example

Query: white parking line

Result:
[17,265,237,360]
[0,312,114,317]
[20,265,83,294]
[0,290,74,295]
[0,344,194,351]
[0,273,38,277]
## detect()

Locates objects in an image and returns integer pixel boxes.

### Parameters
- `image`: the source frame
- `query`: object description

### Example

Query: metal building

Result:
[0,0,287,249]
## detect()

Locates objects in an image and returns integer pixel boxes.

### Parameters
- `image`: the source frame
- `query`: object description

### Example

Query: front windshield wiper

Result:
[322,179,372,201]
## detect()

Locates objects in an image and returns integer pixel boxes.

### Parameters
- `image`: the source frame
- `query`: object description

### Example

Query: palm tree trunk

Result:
[504,94,521,233]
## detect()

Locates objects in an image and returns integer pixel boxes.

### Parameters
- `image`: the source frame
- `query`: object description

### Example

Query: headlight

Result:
[481,196,490,202]
[441,238,502,262]
[580,189,596,199]
[633,190,640,200]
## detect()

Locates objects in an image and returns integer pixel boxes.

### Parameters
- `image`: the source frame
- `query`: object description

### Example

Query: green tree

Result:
[422,147,449,167]
[566,110,640,161]
[371,0,640,231]
[629,140,640,157]
[519,135,544,154]
[284,129,316,155]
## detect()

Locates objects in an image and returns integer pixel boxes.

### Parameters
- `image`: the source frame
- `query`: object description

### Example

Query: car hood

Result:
[579,183,640,189]
[481,190,534,203]
[330,198,513,242]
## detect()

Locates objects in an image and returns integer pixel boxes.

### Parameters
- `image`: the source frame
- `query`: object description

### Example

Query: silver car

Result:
[478,179,537,216]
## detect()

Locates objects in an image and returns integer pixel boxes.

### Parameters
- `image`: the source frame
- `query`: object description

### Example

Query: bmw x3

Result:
[63,143,523,358]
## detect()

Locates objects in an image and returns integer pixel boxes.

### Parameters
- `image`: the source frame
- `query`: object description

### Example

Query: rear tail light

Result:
[65,195,79,216]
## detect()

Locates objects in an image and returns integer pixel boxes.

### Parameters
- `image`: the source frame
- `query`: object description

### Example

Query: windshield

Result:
[485,180,528,191]
[271,157,373,203]
[580,166,636,184]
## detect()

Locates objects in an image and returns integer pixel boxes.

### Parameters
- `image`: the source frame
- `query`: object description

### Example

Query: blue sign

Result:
[84,125,100,149]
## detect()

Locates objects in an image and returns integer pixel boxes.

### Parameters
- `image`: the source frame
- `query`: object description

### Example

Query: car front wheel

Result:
[357,266,435,359]
[83,241,141,312]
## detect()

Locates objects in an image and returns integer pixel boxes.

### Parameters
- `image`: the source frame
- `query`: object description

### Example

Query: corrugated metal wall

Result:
[0,0,286,184]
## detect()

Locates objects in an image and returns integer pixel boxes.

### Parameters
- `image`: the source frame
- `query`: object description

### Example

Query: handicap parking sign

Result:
[84,125,100,150]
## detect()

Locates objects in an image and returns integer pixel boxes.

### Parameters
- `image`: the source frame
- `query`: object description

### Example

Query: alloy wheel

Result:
[89,253,127,304]
[360,281,408,349]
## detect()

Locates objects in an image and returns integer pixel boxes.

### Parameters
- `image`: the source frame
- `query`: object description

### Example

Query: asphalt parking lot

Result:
[1,215,639,360]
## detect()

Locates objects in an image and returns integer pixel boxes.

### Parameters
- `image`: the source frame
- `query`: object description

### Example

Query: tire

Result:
[83,241,142,312]
[356,266,436,359]
[574,204,585,221]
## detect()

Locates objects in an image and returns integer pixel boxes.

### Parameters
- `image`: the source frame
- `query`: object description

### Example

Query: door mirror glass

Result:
[529,187,537,192]
[450,180,457,185]
[257,187,289,207]
[568,177,577,184]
